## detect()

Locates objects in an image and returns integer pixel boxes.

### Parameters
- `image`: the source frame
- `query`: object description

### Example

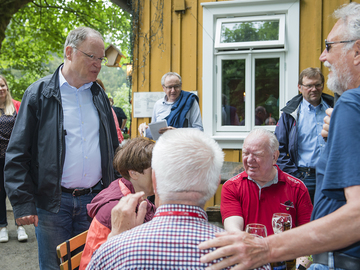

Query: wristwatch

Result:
[296,264,306,270]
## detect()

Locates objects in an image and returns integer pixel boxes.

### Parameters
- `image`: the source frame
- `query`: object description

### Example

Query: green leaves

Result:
[0,0,131,100]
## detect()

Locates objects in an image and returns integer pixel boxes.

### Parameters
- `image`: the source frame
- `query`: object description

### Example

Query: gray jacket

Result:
[4,64,119,219]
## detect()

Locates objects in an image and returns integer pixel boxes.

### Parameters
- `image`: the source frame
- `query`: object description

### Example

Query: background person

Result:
[80,137,156,269]
[87,129,271,270]
[138,72,203,139]
[0,75,27,243]
[109,97,128,131]
[4,27,119,270]
[275,68,334,203]
[198,3,360,270]
[96,79,123,143]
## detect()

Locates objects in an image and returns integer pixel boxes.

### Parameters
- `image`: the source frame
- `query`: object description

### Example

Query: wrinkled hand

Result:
[198,231,270,270]
[16,215,38,227]
[108,192,147,239]
[158,126,176,134]
[138,123,148,137]
[321,108,333,138]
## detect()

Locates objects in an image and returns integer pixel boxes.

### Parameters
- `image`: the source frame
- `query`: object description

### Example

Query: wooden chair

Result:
[56,230,88,270]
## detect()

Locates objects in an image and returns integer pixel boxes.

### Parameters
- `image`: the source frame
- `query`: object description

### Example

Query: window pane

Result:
[221,59,245,126]
[220,20,279,44]
[254,58,279,126]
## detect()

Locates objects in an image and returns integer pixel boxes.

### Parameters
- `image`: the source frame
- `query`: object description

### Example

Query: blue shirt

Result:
[313,88,360,258]
[297,98,329,168]
[59,69,101,189]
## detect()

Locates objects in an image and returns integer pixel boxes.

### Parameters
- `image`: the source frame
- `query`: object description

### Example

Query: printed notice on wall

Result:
[133,91,197,118]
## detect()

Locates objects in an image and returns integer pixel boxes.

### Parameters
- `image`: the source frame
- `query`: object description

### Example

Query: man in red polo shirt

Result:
[221,128,313,235]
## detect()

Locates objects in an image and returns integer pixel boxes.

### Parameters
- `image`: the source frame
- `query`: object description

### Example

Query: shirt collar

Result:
[301,96,324,110]
[58,67,93,91]
[248,169,279,189]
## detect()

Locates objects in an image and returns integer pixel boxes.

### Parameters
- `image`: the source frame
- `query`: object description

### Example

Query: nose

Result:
[319,49,327,62]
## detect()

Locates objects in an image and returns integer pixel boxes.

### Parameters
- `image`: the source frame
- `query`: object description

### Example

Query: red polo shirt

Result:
[221,165,313,235]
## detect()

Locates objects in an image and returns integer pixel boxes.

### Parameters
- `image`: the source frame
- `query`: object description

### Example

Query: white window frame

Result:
[202,0,299,149]
[215,15,286,50]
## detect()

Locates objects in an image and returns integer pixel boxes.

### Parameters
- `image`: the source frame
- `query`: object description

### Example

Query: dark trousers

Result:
[0,158,7,227]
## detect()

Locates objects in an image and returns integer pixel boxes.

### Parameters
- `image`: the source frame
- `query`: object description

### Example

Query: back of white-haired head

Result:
[245,128,279,153]
[152,129,224,206]
[333,3,360,51]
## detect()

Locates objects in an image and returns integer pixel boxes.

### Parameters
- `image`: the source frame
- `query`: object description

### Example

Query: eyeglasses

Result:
[301,83,323,90]
[164,85,181,90]
[73,47,108,64]
[325,39,357,52]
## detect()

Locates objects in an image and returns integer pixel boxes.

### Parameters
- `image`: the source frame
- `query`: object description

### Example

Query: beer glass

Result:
[245,223,267,238]
[272,213,292,234]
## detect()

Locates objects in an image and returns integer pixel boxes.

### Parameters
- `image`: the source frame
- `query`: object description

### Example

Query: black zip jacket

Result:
[4,64,119,219]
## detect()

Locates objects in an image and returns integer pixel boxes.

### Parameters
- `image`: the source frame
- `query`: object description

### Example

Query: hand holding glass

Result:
[245,223,267,238]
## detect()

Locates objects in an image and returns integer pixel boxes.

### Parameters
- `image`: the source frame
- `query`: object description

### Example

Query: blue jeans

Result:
[293,170,316,204]
[35,191,95,270]
[309,252,346,270]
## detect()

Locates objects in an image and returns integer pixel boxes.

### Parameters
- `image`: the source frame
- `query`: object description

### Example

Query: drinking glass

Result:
[245,223,267,238]
[272,213,292,234]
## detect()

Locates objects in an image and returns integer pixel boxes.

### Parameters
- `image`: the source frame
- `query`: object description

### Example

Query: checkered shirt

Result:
[87,204,271,270]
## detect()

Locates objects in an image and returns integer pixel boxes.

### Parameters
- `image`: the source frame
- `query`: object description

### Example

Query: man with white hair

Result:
[221,129,312,267]
[199,3,360,270]
[221,129,312,236]
[87,129,270,269]
[138,72,203,139]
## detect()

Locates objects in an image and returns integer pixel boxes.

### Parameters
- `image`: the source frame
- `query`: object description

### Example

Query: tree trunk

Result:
[0,0,32,51]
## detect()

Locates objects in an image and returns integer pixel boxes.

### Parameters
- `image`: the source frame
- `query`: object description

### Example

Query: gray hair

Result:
[245,128,279,153]
[63,27,103,59]
[333,3,360,50]
[161,72,182,86]
[152,129,224,207]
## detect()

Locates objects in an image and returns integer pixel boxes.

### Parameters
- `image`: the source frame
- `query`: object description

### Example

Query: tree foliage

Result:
[0,0,131,100]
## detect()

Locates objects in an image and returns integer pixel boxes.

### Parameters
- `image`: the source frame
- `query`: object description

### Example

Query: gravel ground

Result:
[0,199,39,270]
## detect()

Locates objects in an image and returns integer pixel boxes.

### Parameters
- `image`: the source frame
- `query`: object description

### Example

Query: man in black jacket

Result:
[4,27,118,270]
[274,67,333,203]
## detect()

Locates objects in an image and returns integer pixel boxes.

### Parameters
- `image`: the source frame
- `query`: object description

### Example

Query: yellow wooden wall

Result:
[130,0,358,208]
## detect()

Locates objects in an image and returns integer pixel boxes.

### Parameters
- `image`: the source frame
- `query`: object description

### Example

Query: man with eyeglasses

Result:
[198,3,360,270]
[138,72,203,139]
[275,67,334,204]
[4,27,119,270]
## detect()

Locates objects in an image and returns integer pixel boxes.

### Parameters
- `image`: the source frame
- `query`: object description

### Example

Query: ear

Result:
[354,40,360,66]
[65,46,74,61]
[162,85,166,92]
[273,150,280,164]
[298,84,303,93]
[129,170,139,180]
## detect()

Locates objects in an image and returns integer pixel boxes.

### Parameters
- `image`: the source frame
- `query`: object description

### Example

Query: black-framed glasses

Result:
[301,83,323,90]
[325,39,357,52]
[73,47,108,64]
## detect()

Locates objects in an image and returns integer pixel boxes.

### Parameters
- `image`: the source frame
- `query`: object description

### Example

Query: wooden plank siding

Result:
[130,0,359,208]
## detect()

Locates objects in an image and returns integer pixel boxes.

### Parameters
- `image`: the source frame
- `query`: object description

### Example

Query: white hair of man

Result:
[63,27,103,59]
[152,128,224,207]
[333,2,360,51]
[161,72,182,86]
[246,128,279,153]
